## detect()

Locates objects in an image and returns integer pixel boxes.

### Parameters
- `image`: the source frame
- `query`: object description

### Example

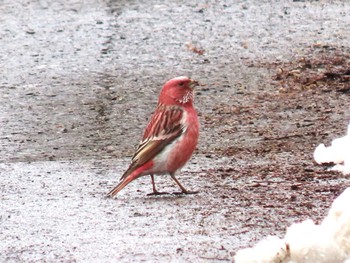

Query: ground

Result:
[1,0,350,262]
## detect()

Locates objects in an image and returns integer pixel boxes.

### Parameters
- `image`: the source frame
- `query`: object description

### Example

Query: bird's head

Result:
[159,76,199,106]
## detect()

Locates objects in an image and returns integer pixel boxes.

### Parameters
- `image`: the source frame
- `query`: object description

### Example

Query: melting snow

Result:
[235,187,350,263]
[314,122,350,175]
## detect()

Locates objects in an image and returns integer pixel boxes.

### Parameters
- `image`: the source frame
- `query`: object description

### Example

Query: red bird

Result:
[107,76,200,198]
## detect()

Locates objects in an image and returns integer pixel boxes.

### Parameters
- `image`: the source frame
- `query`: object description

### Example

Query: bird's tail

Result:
[106,170,140,198]
[106,177,132,198]
[106,160,153,198]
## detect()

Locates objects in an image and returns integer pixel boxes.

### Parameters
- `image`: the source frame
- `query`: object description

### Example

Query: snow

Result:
[233,236,289,263]
[235,187,350,263]
[314,123,350,175]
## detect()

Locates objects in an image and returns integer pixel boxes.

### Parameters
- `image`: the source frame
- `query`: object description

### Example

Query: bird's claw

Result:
[172,190,199,195]
[147,191,170,196]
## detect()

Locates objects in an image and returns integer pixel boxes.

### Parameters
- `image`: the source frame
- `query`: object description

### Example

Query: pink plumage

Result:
[107,76,200,198]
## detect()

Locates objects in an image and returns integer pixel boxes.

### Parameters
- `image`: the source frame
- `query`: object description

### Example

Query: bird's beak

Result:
[189,79,200,89]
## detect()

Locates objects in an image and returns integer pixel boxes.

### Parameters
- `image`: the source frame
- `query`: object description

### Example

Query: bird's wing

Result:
[120,105,185,180]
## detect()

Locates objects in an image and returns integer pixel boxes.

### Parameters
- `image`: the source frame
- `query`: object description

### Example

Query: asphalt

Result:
[1,0,350,262]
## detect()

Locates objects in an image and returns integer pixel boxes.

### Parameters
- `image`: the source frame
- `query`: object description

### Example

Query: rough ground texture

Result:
[1,0,350,262]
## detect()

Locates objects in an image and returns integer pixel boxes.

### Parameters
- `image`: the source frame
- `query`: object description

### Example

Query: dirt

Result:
[1,0,350,262]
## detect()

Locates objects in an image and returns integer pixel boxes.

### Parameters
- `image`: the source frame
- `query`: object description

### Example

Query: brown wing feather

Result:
[120,105,185,180]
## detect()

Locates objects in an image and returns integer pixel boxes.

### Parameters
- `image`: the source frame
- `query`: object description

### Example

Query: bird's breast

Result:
[150,107,199,174]
[166,108,199,172]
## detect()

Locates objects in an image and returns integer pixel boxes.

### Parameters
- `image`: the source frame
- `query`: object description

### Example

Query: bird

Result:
[106,76,200,198]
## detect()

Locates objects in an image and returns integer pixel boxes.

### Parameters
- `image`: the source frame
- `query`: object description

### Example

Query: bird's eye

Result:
[179,82,184,86]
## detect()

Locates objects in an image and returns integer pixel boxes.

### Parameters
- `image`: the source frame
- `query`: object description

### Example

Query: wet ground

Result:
[1,0,350,262]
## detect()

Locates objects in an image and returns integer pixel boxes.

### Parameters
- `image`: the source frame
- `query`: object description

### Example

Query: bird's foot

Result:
[147,191,170,196]
[172,190,199,195]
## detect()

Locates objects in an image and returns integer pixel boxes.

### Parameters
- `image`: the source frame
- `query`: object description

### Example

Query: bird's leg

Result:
[151,174,157,193]
[170,173,199,195]
[147,174,169,196]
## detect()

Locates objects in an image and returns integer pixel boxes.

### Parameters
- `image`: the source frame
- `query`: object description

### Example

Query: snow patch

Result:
[314,122,350,175]
[235,187,350,263]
